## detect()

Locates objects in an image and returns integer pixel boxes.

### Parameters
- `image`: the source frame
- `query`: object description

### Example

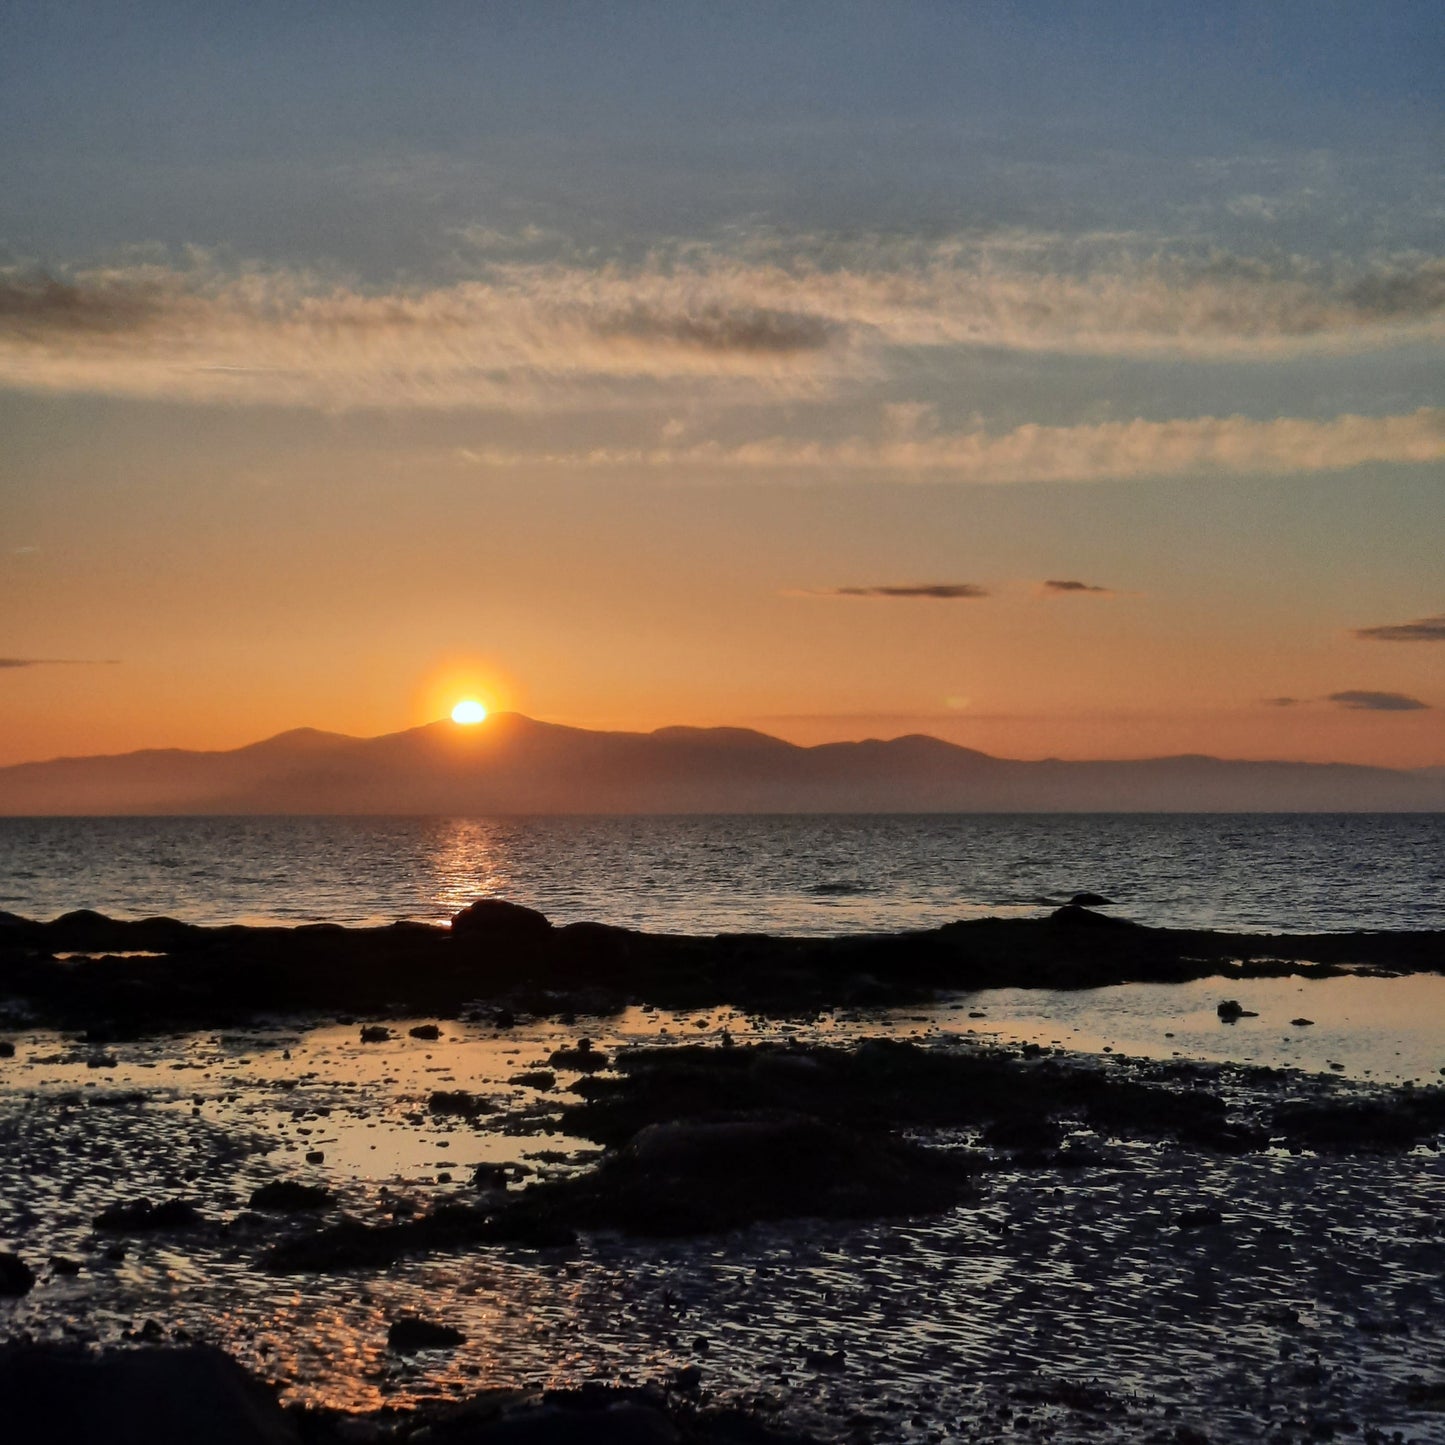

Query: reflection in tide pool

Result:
[935,971,1445,1086]
[1,998,1442,1440]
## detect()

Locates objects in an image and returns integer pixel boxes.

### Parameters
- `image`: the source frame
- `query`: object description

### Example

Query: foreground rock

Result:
[0,1343,300,1445]
[0,1341,822,1444]
[1,901,1440,1035]
[0,1250,35,1296]
[268,1035,1445,1273]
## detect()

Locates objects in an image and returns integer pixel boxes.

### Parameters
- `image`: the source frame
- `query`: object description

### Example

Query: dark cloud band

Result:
[1354,613,1445,643]
[1327,690,1429,712]
[827,584,990,600]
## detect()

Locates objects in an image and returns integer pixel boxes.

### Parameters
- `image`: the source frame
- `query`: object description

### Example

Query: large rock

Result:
[449,899,553,947]
[0,1343,301,1445]
[0,1250,35,1296]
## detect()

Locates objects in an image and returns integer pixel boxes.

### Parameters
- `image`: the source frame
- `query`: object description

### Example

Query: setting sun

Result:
[450,700,488,725]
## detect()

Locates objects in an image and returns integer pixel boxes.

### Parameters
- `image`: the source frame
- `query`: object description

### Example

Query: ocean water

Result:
[0,812,1440,934]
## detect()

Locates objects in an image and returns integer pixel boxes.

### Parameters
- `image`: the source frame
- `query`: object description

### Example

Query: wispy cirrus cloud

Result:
[0,657,118,669]
[1354,613,1445,642]
[1328,690,1430,712]
[2,237,1443,411]
[790,583,991,600]
[477,407,1445,484]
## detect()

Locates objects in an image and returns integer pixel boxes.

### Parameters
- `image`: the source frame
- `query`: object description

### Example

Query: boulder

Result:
[0,1251,35,1296]
[248,1180,331,1212]
[450,899,553,947]
[386,1316,467,1352]
[0,1343,301,1445]
[93,1198,203,1232]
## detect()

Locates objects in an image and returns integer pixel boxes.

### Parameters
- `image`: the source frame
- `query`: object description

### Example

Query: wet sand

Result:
[2,906,1443,1441]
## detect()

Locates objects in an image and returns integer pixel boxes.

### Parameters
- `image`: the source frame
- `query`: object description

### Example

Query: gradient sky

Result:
[2,2,1442,767]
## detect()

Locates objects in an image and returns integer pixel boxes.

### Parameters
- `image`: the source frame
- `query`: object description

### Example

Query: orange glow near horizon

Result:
[411,659,515,731]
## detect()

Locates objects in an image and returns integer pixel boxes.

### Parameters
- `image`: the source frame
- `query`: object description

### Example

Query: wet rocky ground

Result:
[2,994,1444,1444]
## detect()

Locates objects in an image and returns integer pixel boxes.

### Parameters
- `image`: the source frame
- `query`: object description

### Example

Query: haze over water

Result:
[2,813,1440,935]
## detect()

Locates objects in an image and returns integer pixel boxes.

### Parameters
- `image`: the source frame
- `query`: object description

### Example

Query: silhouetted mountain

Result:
[0,713,1441,814]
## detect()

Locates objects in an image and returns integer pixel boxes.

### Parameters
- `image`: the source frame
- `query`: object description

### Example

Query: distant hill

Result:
[1,713,1442,814]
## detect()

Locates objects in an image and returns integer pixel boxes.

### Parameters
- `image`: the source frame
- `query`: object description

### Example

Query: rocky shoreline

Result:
[2,899,1441,1036]
[3,903,1444,1442]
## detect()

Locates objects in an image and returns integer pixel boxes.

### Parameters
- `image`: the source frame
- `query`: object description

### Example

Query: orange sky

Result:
[2,9,1442,774]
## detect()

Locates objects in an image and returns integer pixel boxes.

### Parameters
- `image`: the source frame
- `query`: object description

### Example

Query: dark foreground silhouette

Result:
[0,1340,819,1444]
[1,899,1440,1036]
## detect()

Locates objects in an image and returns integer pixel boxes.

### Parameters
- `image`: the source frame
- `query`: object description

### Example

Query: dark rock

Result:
[509,1070,557,1090]
[982,1115,1064,1152]
[494,1008,517,1029]
[1049,905,1134,928]
[1290,1017,1315,1027]
[549,1044,610,1072]
[359,1025,392,1043]
[453,1401,681,1444]
[0,1343,301,1445]
[0,1040,15,1058]
[450,899,553,946]
[1216,1000,1258,1021]
[408,1023,441,1040]
[429,1089,495,1119]
[1176,1206,1225,1229]
[248,1180,332,1212]
[473,1163,511,1190]
[0,1251,35,1296]
[386,1316,467,1352]
[1068,893,1114,907]
[49,1255,82,1276]
[92,1198,203,1232]
[1273,1095,1445,1153]
[304,1150,325,1165]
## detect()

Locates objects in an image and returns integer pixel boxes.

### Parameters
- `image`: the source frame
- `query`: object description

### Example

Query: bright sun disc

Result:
[451,700,488,725]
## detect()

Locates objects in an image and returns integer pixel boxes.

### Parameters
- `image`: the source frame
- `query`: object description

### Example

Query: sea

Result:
[0,811,1441,935]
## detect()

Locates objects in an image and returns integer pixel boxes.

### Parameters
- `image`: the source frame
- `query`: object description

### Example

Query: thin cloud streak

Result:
[792,583,991,600]
[1328,690,1430,712]
[1355,613,1445,642]
[481,408,1445,484]
[1040,579,1118,596]
[0,657,119,669]
[2,240,1443,410]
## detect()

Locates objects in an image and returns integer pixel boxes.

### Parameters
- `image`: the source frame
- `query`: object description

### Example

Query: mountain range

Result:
[1,714,1442,814]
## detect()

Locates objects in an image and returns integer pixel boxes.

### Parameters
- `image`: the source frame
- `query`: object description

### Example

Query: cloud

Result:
[486,407,1445,483]
[1354,613,1445,643]
[793,583,990,600]
[3,237,1444,410]
[1263,696,1302,707]
[1327,690,1430,712]
[0,657,118,669]
[1040,579,1117,596]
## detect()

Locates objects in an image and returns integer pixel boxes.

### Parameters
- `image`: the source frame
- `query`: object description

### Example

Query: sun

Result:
[450,699,488,725]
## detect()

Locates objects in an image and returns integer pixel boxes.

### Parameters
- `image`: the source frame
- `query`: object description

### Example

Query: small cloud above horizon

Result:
[1039,579,1121,597]
[1328,689,1430,712]
[1263,696,1301,707]
[790,583,990,601]
[0,657,119,669]
[1354,613,1445,642]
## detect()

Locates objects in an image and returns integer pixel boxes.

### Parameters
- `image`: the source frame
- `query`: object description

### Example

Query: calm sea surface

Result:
[0,813,1440,934]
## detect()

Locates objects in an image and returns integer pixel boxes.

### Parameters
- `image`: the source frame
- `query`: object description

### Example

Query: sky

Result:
[2,2,1442,768]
